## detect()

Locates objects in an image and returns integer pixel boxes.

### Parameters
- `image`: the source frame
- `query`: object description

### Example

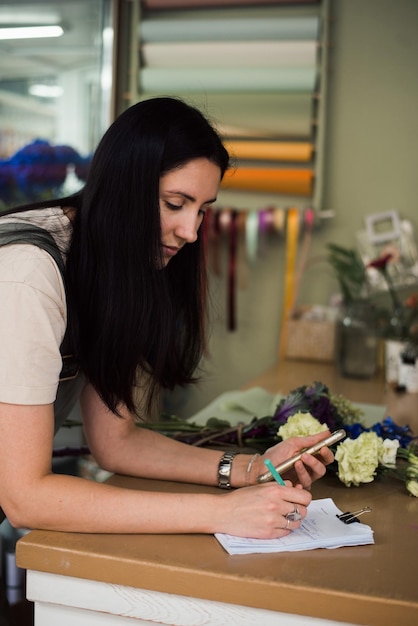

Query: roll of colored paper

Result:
[222,167,313,196]
[140,16,319,43]
[142,41,317,69]
[138,93,314,138]
[225,140,313,163]
[140,67,316,94]
[144,0,319,9]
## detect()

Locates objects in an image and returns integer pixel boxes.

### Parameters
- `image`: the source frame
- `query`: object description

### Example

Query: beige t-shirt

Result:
[0,207,72,405]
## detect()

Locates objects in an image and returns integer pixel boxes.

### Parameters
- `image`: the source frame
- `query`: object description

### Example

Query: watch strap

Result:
[217,451,238,489]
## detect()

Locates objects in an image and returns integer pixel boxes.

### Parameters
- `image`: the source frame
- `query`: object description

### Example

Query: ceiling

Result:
[0,0,103,86]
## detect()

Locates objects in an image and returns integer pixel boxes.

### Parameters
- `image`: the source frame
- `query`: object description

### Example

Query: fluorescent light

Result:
[29,84,63,98]
[0,25,63,40]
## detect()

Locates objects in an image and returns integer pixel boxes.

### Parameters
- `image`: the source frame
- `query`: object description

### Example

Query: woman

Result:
[0,98,333,543]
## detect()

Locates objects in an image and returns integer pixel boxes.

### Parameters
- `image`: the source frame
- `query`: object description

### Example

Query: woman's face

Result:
[159,158,221,266]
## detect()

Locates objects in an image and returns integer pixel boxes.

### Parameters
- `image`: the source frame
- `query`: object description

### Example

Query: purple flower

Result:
[273,381,344,432]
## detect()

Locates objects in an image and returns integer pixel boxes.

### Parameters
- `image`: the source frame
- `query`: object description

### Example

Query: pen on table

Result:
[263,459,286,486]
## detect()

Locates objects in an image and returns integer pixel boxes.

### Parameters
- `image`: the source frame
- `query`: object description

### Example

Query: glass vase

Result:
[336,301,379,378]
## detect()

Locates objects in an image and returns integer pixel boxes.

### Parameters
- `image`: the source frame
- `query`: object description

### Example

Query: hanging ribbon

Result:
[279,208,300,359]
[227,210,238,331]
[237,211,248,290]
[245,209,259,265]
[272,207,286,236]
[292,207,315,312]
[257,208,275,257]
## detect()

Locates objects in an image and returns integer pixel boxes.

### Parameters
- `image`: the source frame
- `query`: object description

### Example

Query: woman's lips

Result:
[162,245,181,258]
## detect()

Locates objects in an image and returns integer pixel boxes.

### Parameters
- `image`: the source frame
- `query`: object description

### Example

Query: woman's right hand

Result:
[216,481,312,539]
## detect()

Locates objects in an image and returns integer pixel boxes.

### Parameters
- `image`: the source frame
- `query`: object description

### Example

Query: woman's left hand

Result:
[261,431,334,490]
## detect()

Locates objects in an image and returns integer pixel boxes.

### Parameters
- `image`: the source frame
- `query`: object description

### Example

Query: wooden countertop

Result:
[16,361,418,626]
[17,475,418,625]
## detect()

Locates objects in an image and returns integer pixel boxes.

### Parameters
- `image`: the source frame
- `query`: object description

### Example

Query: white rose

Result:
[377,438,399,467]
[277,412,328,440]
[335,432,381,487]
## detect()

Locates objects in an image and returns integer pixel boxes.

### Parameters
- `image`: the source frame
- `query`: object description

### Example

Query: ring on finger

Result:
[286,504,302,523]
[285,517,291,530]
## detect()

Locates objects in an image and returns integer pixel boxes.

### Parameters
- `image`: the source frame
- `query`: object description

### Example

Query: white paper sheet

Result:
[215,498,374,555]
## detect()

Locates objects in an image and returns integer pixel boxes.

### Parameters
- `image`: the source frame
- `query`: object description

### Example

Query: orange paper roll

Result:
[222,168,313,196]
[225,140,313,163]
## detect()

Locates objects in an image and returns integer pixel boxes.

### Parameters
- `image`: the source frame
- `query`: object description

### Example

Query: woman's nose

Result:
[175,214,199,243]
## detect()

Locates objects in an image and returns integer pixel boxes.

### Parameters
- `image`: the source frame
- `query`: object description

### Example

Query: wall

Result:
[165,0,418,419]
[304,0,418,304]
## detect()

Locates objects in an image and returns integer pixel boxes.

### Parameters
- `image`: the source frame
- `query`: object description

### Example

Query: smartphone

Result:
[257,428,346,483]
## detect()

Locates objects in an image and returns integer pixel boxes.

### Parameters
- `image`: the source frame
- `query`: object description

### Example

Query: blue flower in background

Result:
[0,139,91,209]
[345,416,415,448]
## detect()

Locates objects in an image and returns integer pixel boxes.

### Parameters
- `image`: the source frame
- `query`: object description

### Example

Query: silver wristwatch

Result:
[217,451,238,489]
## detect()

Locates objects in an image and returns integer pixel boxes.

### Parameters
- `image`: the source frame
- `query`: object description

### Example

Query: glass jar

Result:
[335,300,379,378]
[398,343,418,393]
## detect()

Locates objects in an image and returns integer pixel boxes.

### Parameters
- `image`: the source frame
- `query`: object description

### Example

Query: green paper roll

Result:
[140,16,319,43]
[138,93,314,138]
[140,67,316,94]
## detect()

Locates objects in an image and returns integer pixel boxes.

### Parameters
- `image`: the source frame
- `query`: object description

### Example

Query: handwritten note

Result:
[215,498,374,555]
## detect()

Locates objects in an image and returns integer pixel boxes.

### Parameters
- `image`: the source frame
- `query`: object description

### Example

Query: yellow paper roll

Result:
[279,207,300,359]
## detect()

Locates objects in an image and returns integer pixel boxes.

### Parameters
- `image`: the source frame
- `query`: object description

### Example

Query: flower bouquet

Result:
[137,381,417,496]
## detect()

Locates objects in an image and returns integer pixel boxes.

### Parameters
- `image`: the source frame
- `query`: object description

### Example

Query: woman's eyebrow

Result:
[165,191,217,204]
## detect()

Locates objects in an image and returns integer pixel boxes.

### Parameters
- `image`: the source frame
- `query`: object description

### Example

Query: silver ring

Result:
[285,517,291,530]
[286,504,302,523]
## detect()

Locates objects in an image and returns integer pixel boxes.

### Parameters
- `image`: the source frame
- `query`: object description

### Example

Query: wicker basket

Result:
[285,318,336,363]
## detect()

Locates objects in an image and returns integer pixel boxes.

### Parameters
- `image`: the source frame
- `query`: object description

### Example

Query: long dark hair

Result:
[66,97,229,416]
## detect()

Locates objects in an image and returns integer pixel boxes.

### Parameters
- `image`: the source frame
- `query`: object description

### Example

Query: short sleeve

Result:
[0,243,67,404]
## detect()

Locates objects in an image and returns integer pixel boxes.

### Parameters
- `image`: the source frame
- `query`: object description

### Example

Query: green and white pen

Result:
[263,458,286,486]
